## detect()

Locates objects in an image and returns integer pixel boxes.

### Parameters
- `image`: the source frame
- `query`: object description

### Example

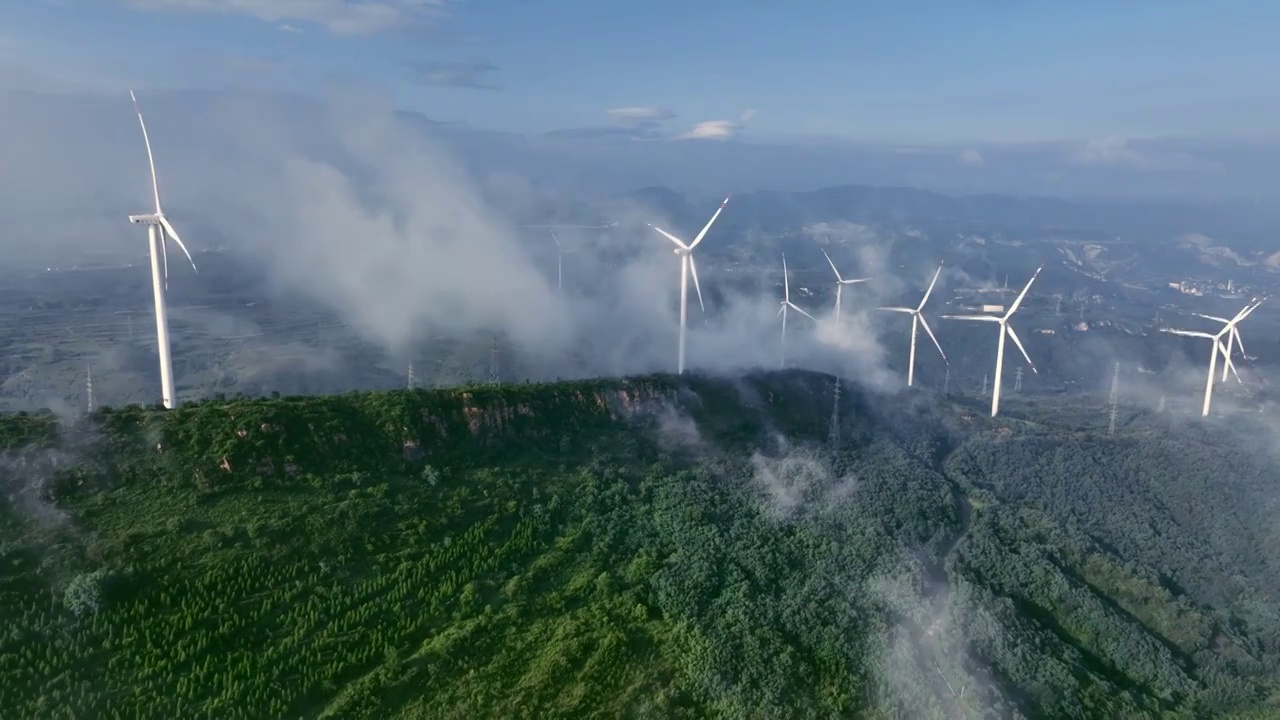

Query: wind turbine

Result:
[880,263,947,387]
[648,196,730,374]
[549,230,563,292]
[943,266,1042,417]
[126,90,199,410]
[1192,298,1263,382]
[1162,300,1259,416]
[778,255,817,369]
[821,249,871,324]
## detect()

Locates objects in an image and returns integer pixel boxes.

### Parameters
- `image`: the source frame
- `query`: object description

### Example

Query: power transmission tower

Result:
[489,337,500,386]
[982,373,989,396]
[1108,362,1120,436]
[1014,367,1024,393]
[828,377,842,449]
[86,364,94,414]
[407,361,415,390]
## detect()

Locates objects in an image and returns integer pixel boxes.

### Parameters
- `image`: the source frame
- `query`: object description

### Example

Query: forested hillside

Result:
[0,371,1277,719]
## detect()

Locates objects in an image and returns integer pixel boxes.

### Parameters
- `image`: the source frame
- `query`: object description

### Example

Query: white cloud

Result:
[1069,136,1149,167]
[119,0,451,35]
[675,109,757,142]
[959,148,984,166]
[606,106,676,125]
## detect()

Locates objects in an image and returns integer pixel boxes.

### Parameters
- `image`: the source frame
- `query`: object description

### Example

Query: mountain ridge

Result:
[1,371,1278,718]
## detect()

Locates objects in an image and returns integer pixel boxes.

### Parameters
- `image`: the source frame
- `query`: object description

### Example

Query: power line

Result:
[1108,362,1120,436]
[828,377,841,449]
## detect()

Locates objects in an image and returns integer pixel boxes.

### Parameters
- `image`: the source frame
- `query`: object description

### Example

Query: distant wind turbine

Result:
[943,266,1042,417]
[1162,299,1260,416]
[821,249,871,324]
[880,263,947,387]
[126,90,199,410]
[778,254,817,369]
[648,196,730,374]
[549,230,563,292]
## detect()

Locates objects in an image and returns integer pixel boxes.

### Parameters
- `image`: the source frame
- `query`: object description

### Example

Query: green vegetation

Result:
[0,370,1277,718]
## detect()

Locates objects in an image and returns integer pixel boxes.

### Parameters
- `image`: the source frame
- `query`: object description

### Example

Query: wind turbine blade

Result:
[158,216,198,273]
[1193,313,1232,323]
[822,249,843,282]
[689,254,705,313]
[1232,327,1247,357]
[648,224,688,250]
[1236,300,1263,322]
[787,301,817,322]
[1005,266,1042,317]
[688,196,729,249]
[1163,329,1214,339]
[1005,325,1037,373]
[777,304,785,317]
[941,314,1001,322]
[782,255,790,301]
[841,277,872,285]
[1218,340,1242,383]
[160,234,170,290]
[918,315,948,363]
[918,263,943,311]
[879,306,915,313]
[549,229,561,248]
[130,90,163,214]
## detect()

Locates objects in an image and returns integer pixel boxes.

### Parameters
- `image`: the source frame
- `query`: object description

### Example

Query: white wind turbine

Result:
[942,266,1042,417]
[821,249,872,324]
[778,254,818,369]
[880,263,947,387]
[1162,300,1260,416]
[1192,298,1263,382]
[648,196,730,374]
[126,90,199,410]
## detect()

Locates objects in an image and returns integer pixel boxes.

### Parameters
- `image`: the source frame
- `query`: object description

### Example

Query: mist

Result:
[0,83,973,399]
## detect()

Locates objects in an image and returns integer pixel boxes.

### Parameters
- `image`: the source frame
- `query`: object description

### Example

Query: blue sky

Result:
[4,0,1280,143]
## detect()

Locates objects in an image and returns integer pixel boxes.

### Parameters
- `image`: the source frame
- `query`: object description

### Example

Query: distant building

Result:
[1034,328,1056,335]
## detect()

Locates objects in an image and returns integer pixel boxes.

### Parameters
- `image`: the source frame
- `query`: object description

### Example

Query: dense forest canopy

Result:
[0,370,1277,719]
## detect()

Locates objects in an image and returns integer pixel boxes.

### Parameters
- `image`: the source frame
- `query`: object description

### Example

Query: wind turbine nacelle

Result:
[129,214,161,225]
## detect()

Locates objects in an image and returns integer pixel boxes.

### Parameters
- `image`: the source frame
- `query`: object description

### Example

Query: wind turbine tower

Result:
[549,230,563,292]
[880,263,947,387]
[822,249,871,324]
[126,90,199,410]
[489,337,500,386]
[648,197,730,374]
[777,255,817,368]
[944,266,1042,417]
[86,365,94,414]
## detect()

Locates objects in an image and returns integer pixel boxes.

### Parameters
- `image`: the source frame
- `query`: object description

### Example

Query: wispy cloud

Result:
[675,109,757,141]
[1069,136,1149,167]
[407,58,498,90]
[119,0,452,35]
[958,148,984,166]
[606,106,676,124]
